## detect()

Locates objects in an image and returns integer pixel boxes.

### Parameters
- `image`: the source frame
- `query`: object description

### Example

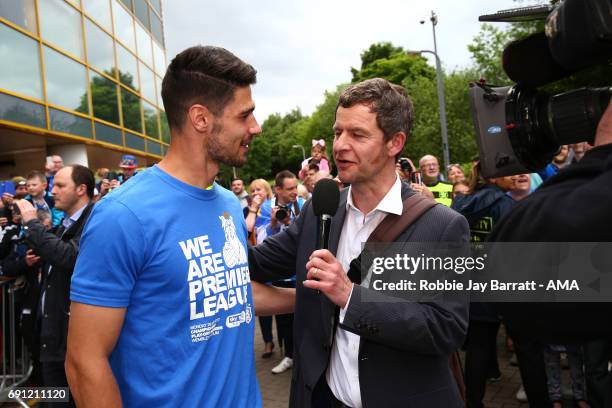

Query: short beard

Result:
[207,122,246,167]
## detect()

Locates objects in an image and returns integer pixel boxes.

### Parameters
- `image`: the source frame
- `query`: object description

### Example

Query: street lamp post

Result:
[418,11,450,171]
[292,144,306,162]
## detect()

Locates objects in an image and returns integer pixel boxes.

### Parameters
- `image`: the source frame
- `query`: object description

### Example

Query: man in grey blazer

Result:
[250,78,470,408]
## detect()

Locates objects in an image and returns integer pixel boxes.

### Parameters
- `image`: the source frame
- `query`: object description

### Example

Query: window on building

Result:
[116,43,139,91]
[155,74,163,108]
[150,11,163,46]
[85,18,115,75]
[159,109,170,143]
[39,0,84,59]
[44,46,89,113]
[90,71,120,125]
[0,23,42,100]
[152,40,166,76]
[0,0,37,34]
[125,130,145,151]
[95,121,123,146]
[50,108,93,138]
[133,0,149,30]
[139,62,156,105]
[135,22,153,68]
[149,0,161,16]
[112,0,135,51]
[119,0,133,12]
[142,100,158,138]
[82,0,112,33]
[0,92,45,128]
[148,139,161,155]
[120,87,142,133]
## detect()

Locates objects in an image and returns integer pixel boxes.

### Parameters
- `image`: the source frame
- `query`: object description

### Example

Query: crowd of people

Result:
[0,44,610,408]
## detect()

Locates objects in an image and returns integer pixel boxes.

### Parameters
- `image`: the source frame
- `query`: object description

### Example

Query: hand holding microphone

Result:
[301,178,353,306]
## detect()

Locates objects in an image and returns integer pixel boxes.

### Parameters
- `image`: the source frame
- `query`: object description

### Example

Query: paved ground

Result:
[0,324,578,407]
[255,323,579,408]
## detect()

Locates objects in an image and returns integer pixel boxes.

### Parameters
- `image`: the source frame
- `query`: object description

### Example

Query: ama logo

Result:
[219,213,247,268]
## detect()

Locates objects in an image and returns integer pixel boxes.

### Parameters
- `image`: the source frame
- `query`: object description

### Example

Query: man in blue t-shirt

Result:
[65,46,289,408]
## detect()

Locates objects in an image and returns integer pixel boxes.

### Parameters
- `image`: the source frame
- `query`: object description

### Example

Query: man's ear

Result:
[187,104,214,133]
[387,132,406,158]
[75,184,87,198]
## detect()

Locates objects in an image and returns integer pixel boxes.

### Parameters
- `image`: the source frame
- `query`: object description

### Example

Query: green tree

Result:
[351,42,404,81]
[467,23,512,85]
[351,43,436,86]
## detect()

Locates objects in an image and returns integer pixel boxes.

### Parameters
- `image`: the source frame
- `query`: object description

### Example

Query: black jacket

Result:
[250,183,470,408]
[489,144,612,340]
[23,202,94,362]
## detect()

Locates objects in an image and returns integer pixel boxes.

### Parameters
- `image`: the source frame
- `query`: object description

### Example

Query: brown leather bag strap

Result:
[368,193,437,244]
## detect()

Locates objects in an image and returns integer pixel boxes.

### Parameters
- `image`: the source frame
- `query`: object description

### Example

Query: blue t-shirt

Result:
[71,165,261,408]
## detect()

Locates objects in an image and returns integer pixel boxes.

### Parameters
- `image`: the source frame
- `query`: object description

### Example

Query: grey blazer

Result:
[250,183,470,408]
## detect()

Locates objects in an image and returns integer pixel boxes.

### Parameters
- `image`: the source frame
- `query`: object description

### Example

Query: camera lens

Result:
[275,208,288,221]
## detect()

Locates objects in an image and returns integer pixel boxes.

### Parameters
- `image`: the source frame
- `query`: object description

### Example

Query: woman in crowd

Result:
[243,179,276,358]
[447,163,466,184]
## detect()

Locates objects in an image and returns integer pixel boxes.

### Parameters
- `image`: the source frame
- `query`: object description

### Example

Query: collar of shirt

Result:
[345,174,403,218]
[62,203,88,230]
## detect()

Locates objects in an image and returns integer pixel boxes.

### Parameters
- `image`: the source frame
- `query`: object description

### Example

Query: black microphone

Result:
[502,32,571,88]
[312,178,340,250]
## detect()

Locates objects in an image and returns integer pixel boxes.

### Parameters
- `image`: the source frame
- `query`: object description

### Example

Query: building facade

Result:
[0,0,168,177]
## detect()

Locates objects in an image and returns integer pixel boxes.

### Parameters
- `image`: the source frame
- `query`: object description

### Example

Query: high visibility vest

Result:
[427,181,453,207]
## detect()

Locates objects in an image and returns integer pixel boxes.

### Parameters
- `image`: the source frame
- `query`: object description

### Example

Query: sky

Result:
[164,0,518,121]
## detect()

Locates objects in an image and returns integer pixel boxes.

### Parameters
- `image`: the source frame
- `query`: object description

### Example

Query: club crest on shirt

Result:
[219,213,247,268]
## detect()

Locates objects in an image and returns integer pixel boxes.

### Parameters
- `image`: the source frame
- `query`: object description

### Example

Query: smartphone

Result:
[411,171,422,185]
[0,181,16,196]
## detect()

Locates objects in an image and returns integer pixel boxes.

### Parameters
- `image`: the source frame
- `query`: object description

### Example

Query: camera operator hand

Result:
[24,249,40,267]
[595,97,612,147]
[110,179,121,190]
[14,199,37,224]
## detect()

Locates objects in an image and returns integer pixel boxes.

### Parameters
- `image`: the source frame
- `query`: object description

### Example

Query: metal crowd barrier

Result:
[0,277,33,407]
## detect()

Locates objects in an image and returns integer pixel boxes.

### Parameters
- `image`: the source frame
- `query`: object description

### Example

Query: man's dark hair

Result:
[307,162,320,172]
[337,78,414,142]
[26,170,46,184]
[275,170,296,189]
[231,177,244,184]
[68,165,95,199]
[161,45,257,130]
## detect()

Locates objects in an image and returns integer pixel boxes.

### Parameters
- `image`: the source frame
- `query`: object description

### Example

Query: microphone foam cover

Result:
[502,32,570,88]
[312,178,340,217]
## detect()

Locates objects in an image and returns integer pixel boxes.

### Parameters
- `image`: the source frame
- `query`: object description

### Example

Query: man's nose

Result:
[249,116,262,136]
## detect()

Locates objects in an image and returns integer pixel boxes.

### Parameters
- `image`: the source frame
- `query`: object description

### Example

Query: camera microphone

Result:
[502,32,570,88]
[312,178,340,251]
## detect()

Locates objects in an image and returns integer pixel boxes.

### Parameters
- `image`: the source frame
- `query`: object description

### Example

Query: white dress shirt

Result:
[326,176,403,408]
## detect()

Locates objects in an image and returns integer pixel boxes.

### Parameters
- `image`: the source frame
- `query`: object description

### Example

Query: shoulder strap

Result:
[367,193,437,244]
[346,193,436,285]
